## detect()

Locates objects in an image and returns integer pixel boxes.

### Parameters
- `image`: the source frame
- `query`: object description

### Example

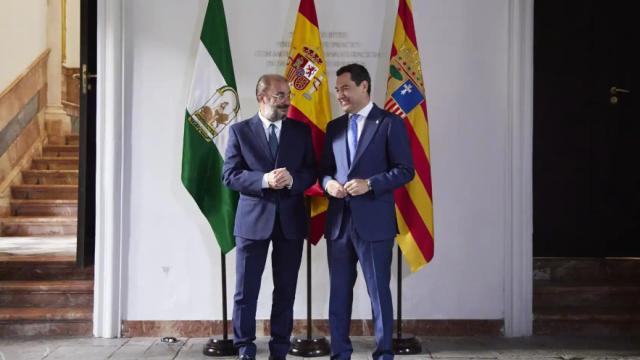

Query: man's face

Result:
[259,80,291,121]
[335,72,369,114]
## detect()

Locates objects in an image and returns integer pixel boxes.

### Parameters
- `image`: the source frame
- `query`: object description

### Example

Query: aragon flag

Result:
[181,0,240,254]
[385,0,435,271]
[284,0,332,244]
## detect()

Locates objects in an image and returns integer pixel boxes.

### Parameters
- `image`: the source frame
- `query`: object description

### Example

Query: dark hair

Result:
[336,63,371,95]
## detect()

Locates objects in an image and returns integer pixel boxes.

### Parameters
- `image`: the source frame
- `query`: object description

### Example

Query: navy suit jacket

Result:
[222,115,316,240]
[320,104,414,241]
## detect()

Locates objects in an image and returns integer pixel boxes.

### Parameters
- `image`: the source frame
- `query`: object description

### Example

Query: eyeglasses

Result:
[266,92,293,102]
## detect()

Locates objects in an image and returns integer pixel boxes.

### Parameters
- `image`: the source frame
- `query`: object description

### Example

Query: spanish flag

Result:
[284,0,331,244]
[385,0,435,271]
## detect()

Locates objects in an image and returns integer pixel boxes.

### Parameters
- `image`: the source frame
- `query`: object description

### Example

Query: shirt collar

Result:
[258,111,282,130]
[350,101,374,120]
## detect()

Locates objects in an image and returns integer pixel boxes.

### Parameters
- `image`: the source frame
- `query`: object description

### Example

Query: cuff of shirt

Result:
[261,173,269,188]
[321,176,333,192]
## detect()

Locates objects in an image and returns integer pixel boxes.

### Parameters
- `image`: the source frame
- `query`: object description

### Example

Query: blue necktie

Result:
[348,114,359,166]
[268,123,278,158]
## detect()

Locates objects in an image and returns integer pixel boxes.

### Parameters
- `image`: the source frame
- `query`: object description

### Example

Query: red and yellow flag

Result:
[386,0,435,271]
[284,0,331,244]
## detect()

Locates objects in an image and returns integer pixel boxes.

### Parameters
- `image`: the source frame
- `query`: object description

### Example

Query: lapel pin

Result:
[376,120,379,124]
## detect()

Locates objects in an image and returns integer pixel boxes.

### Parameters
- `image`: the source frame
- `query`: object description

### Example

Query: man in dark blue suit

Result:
[320,64,414,360]
[222,74,316,360]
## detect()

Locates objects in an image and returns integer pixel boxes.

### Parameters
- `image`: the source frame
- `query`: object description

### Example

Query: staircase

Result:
[0,134,93,336]
[533,258,640,336]
[0,254,93,336]
[1,134,79,237]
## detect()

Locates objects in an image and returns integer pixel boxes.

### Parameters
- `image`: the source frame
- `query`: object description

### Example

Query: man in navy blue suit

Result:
[320,64,414,360]
[222,74,316,360]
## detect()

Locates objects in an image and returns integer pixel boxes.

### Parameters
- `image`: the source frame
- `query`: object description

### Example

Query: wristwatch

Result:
[366,179,372,191]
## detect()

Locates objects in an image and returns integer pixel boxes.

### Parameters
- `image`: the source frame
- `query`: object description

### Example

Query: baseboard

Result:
[121,319,503,337]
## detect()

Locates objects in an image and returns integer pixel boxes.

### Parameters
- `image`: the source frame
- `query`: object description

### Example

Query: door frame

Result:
[92,0,534,338]
[504,0,534,337]
[93,0,125,338]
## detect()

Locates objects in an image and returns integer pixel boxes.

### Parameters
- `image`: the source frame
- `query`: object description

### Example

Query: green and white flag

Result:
[181,0,240,253]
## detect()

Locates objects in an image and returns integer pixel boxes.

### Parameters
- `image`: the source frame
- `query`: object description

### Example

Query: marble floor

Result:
[0,336,639,360]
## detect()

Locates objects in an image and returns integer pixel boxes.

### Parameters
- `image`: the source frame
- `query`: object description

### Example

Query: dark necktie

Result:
[348,114,359,166]
[268,123,278,158]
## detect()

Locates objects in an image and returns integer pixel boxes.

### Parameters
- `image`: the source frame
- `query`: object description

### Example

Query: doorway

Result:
[533,0,639,257]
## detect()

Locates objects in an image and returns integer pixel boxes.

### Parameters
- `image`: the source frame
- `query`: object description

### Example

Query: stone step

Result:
[0,255,92,281]
[0,280,93,307]
[11,185,78,200]
[11,199,78,217]
[534,308,640,336]
[534,258,640,283]
[66,134,79,145]
[0,307,92,321]
[534,284,640,309]
[0,217,77,236]
[0,320,92,337]
[22,170,79,185]
[31,157,79,170]
[0,307,92,337]
[42,145,79,157]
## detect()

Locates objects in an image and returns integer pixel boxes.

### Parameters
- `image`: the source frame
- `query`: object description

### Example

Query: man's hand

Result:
[267,168,292,189]
[344,179,370,196]
[326,179,348,198]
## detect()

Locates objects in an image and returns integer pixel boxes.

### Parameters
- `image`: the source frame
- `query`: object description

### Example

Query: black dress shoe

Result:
[268,357,285,360]
[239,356,255,360]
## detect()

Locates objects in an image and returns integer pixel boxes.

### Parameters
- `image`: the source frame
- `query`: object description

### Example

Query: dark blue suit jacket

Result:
[320,104,414,241]
[222,115,316,240]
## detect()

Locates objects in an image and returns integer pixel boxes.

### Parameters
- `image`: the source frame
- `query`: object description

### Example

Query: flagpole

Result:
[393,245,422,355]
[221,250,229,339]
[203,251,238,356]
[306,239,311,338]
[289,200,330,357]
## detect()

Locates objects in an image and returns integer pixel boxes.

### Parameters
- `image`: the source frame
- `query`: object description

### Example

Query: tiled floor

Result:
[0,336,639,359]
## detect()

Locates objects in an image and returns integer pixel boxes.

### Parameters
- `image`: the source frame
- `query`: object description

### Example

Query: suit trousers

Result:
[232,214,304,358]
[326,205,395,360]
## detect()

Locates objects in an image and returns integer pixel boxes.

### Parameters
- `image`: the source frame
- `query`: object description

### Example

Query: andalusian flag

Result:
[386,0,435,271]
[284,0,332,244]
[181,0,240,253]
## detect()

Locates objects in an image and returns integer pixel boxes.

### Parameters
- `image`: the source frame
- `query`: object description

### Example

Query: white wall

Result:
[123,0,508,321]
[0,0,48,91]
[65,0,80,68]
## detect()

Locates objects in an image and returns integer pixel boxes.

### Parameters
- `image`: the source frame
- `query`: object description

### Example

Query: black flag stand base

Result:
[289,240,331,357]
[203,338,237,357]
[289,336,331,358]
[204,251,239,357]
[392,334,422,355]
[392,245,422,355]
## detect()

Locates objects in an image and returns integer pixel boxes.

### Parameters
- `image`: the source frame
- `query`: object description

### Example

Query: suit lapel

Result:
[332,115,350,174]
[249,115,275,163]
[350,105,382,170]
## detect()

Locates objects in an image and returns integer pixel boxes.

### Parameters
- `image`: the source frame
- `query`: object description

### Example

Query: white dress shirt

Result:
[322,102,374,191]
[351,101,373,140]
[258,112,290,189]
